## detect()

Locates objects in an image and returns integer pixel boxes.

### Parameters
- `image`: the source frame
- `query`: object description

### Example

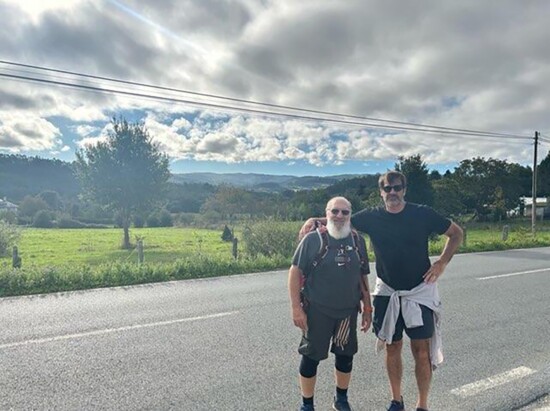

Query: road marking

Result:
[0,311,238,350]
[477,267,550,280]
[450,366,536,397]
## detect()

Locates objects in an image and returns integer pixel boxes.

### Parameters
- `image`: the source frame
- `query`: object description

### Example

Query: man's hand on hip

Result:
[423,259,446,283]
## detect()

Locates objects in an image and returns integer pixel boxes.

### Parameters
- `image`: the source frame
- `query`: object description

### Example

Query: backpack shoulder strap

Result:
[310,228,329,271]
[351,229,369,274]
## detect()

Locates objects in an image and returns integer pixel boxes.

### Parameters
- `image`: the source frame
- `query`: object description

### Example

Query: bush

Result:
[134,214,145,228]
[177,213,198,226]
[0,210,17,224]
[158,209,173,227]
[241,219,301,258]
[146,213,161,227]
[33,210,54,228]
[18,196,48,219]
[146,209,173,227]
[57,216,86,228]
[0,221,21,256]
[221,225,234,242]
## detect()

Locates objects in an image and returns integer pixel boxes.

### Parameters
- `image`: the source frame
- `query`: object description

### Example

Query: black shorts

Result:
[298,303,358,362]
[372,296,434,342]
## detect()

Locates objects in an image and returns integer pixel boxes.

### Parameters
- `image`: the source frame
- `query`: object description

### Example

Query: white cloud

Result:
[0,113,61,152]
[1,0,549,170]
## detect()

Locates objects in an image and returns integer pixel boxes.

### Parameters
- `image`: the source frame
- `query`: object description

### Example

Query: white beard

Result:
[326,220,352,240]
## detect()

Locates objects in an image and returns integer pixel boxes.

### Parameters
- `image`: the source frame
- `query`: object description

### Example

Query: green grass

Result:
[2,220,550,297]
[5,227,234,267]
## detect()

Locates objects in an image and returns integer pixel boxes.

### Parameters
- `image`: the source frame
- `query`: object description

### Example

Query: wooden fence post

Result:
[232,238,238,259]
[12,246,21,268]
[137,240,144,264]
[502,225,509,241]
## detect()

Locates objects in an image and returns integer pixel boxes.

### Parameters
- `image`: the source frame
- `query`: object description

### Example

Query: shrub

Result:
[221,225,234,242]
[0,221,21,256]
[18,196,48,219]
[241,219,301,258]
[146,213,161,227]
[158,209,173,227]
[33,210,54,228]
[57,216,86,228]
[134,214,145,228]
[0,210,17,224]
[177,212,198,226]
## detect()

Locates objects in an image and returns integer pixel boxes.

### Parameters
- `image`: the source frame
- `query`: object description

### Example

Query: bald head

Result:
[326,196,352,211]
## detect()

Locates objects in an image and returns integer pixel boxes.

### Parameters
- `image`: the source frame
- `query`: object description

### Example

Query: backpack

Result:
[299,226,369,305]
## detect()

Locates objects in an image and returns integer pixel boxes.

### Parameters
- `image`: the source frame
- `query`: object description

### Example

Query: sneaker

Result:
[299,403,314,411]
[416,408,428,411]
[332,395,353,411]
[387,397,405,411]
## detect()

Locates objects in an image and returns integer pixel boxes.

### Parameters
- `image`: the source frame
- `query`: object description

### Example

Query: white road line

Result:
[450,367,536,397]
[0,311,238,350]
[477,267,550,280]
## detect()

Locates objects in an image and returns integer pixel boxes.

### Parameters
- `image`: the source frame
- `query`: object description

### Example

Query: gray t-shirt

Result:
[292,230,369,318]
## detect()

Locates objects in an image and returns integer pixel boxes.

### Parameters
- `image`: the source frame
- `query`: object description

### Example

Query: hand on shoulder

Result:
[299,218,325,240]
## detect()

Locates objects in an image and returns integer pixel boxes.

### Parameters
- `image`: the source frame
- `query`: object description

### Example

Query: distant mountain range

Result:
[170,172,367,192]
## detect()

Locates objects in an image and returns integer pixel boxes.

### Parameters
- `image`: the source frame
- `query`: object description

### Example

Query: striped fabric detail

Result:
[333,316,351,349]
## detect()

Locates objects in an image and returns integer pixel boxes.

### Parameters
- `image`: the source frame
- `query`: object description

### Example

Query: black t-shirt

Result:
[351,203,451,291]
[292,231,369,318]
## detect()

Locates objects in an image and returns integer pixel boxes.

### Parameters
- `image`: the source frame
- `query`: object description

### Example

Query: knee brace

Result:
[335,354,353,373]
[299,355,319,378]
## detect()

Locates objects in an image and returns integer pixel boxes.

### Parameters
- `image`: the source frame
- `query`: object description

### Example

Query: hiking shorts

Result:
[372,296,434,342]
[298,303,358,362]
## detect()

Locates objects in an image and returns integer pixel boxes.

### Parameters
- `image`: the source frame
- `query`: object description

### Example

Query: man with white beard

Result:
[289,196,372,411]
[299,171,463,411]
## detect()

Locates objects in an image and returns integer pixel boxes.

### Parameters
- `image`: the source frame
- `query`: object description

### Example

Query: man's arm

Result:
[298,217,327,240]
[423,221,464,283]
[288,265,307,330]
[359,275,373,332]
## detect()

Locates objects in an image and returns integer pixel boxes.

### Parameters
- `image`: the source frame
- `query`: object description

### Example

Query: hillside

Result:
[0,154,80,201]
[170,172,361,192]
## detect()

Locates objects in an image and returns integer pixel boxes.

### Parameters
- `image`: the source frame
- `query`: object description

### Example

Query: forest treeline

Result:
[2,151,550,228]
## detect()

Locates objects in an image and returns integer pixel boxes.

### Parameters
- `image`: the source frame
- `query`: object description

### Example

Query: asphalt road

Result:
[1,247,549,410]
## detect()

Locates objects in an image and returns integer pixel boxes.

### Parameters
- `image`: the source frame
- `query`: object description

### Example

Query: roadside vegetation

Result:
[2,119,550,296]
[1,220,550,297]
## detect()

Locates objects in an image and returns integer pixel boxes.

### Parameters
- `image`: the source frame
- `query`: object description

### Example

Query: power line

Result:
[0,59,531,140]
[0,71,534,143]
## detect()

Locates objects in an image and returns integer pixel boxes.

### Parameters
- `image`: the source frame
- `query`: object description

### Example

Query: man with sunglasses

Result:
[299,171,463,411]
[289,196,372,411]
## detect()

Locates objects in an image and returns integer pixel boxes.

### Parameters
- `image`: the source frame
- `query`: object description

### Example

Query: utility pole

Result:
[532,131,539,235]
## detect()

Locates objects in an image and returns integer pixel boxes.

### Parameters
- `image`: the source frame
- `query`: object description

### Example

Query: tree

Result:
[537,150,550,196]
[75,118,170,248]
[451,157,531,219]
[38,190,62,210]
[432,179,466,217]
[18,195,49,220]
[395,154,434,206]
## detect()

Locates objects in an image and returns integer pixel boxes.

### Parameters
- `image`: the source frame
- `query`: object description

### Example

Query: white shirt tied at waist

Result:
[372,277,443,370]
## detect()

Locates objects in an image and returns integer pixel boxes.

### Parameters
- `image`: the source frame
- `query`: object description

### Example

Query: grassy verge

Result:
[1,220,550,297]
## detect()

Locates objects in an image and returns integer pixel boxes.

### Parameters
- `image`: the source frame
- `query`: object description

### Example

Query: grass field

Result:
[3,227,235,267]
[1,220,550,297]
[3,220,550,269]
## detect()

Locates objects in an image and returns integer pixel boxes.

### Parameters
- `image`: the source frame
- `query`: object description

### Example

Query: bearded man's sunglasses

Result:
[382,184,404,193]
[329,208,350,216]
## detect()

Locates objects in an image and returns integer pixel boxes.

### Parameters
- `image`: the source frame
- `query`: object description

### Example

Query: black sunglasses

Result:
[329,208,350,216]
[382,184,404,193]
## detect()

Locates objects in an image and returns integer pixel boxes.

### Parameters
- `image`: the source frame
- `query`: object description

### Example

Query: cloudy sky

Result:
[1,0,550,176]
